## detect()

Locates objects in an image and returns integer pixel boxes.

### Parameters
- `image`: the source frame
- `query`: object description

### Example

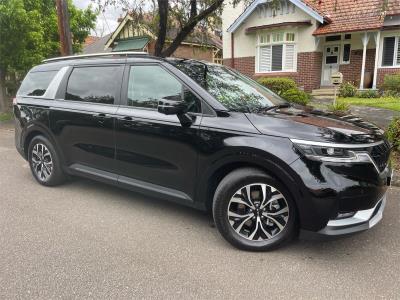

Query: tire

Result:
[212,168,297,251]
[28,135,66,186]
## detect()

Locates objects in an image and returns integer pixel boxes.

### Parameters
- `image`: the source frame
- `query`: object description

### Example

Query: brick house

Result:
[222,0,400,92]
[83,13,222,64]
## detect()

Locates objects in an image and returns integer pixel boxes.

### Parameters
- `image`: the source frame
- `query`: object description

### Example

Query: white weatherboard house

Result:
[222,0,400,92]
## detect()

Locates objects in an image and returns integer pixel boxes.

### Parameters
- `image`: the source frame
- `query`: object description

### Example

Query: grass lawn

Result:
[338,97,400,111]
[0,112,13,122]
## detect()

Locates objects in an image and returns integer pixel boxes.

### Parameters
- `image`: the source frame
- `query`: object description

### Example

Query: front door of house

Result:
[322,45,340,86]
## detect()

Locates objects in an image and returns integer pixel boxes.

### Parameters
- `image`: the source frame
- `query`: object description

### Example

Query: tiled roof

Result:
[82,34,112,54]
[387,0,400,16]
[83,36,100,47]
[303,0,390,35]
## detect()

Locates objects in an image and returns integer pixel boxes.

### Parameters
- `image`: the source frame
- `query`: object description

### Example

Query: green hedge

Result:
[382,74,400,94]
[257,77,297,95]
[357,90,380,98]
[281,88,310,105]
[386,118,400,151]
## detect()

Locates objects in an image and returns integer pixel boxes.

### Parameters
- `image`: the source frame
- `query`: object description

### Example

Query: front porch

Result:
[316,31,381,90]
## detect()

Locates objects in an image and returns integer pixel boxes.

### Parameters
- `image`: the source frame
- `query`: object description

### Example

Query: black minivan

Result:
[14,52,392,251]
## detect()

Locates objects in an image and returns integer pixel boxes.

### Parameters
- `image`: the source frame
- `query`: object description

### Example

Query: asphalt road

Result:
[1,122,399,299]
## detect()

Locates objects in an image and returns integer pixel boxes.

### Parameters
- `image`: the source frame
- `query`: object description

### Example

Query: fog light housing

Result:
[335,212,356,220]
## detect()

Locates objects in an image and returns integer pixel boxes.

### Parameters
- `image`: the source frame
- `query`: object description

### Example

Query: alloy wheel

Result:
[227,183,289,241]
[31,143,53,181]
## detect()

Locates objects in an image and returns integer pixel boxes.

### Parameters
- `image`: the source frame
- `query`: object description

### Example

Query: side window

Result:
[65,66,120,104]
[127,65,201,113]
[17,71,57,97]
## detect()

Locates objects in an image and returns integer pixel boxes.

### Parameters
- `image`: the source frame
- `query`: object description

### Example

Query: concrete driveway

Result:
[0,123,399,299]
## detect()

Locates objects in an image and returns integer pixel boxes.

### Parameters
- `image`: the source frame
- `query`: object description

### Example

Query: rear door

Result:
[49,64,124,179]
[114,63,203,203]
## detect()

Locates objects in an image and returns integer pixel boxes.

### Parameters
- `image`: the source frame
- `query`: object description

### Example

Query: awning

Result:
[112,36,150,52]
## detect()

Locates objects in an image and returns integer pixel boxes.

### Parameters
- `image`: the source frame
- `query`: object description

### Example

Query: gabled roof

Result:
[105,13,222,50]
[227,0,325,33]
[227,0,399,36]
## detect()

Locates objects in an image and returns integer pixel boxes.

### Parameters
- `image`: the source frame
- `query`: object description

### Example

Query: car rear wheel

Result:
[212,168,297,251]
[28,135,66,186]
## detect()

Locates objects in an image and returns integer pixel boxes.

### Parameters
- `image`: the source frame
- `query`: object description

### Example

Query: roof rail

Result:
[42,51,148,63]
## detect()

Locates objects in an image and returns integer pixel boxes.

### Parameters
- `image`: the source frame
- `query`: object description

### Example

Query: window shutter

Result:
[382,37,395,66]
[284,44,295,70]
[271,45,283,71]
[259,46,271,72]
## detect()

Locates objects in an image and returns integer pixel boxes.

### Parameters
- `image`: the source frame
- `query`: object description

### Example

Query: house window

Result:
[382,36,400,67]
[341,44,351,64]
[257,31,296,73]
[326,35,341,42]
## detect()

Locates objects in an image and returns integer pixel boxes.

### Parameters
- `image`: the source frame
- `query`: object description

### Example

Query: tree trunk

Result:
[154,0,169,57]
[0,68,8,113]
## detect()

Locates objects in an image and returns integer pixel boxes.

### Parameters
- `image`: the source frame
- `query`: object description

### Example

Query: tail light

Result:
[12,97,17,105]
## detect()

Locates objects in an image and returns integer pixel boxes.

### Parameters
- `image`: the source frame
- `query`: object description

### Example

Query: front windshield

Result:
[171,60,286,113]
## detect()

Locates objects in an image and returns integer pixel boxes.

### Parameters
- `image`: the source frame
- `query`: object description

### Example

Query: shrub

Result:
[281,88,310,105]
[257,77,297,95]
[382,74,400,94]
[328,102,350,112]
[386,117,400,152]
[339,82,357,97]
[383,90,400,98]
[357,90,381,98]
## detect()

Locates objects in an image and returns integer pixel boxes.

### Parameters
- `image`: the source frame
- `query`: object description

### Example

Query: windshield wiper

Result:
[254,103,291,113]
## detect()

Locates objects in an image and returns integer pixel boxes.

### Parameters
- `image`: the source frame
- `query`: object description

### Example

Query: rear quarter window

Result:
[17,71,57,97]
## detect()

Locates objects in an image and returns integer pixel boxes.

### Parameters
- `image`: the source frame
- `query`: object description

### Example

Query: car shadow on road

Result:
[62,177,394,259]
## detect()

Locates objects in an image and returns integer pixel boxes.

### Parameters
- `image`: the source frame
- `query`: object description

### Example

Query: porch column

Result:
[360,32,370,90]
[372,31,381,89]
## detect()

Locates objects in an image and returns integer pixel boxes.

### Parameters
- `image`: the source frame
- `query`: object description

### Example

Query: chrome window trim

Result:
[290,138,384,149]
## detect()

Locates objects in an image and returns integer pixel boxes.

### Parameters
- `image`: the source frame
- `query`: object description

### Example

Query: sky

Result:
[72,0,123,37]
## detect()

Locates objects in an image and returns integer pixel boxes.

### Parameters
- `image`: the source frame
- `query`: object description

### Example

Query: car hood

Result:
[245,107,385,144]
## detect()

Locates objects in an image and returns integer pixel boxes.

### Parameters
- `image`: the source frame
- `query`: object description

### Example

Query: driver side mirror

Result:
[158,99,188,115]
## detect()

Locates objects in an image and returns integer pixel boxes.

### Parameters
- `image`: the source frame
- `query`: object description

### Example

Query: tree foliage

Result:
[0,0,96,111]
[0,0,97,72]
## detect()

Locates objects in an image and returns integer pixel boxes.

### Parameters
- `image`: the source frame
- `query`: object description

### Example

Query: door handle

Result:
[122,116,132,121]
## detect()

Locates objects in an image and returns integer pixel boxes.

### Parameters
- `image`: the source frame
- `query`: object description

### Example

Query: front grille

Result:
[369,141,391,172]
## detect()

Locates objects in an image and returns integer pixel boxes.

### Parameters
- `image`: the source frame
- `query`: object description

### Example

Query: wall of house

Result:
[339,49,376,87]
[147,41,215,62]
[376,29,400,87]
[224,51,322,92]
[222,1,324,91]
[222,1,320,59]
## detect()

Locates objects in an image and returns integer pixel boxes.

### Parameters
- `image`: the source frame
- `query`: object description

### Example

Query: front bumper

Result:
[317,193,386,236]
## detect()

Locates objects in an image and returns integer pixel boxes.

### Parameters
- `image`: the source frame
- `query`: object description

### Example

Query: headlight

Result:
[291,139,372,164]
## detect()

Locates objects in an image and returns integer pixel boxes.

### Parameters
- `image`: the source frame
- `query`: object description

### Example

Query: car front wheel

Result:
[213,168,297,251]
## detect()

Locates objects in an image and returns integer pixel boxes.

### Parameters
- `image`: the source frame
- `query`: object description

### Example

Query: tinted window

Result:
[382,37,395,66]
[65,66,120,104]
[127,65,200,112]
[18,71,57,96]
[171,61,286,113]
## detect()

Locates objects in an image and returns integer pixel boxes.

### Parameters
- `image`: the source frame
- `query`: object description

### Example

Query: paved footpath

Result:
[1,122,400,299]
